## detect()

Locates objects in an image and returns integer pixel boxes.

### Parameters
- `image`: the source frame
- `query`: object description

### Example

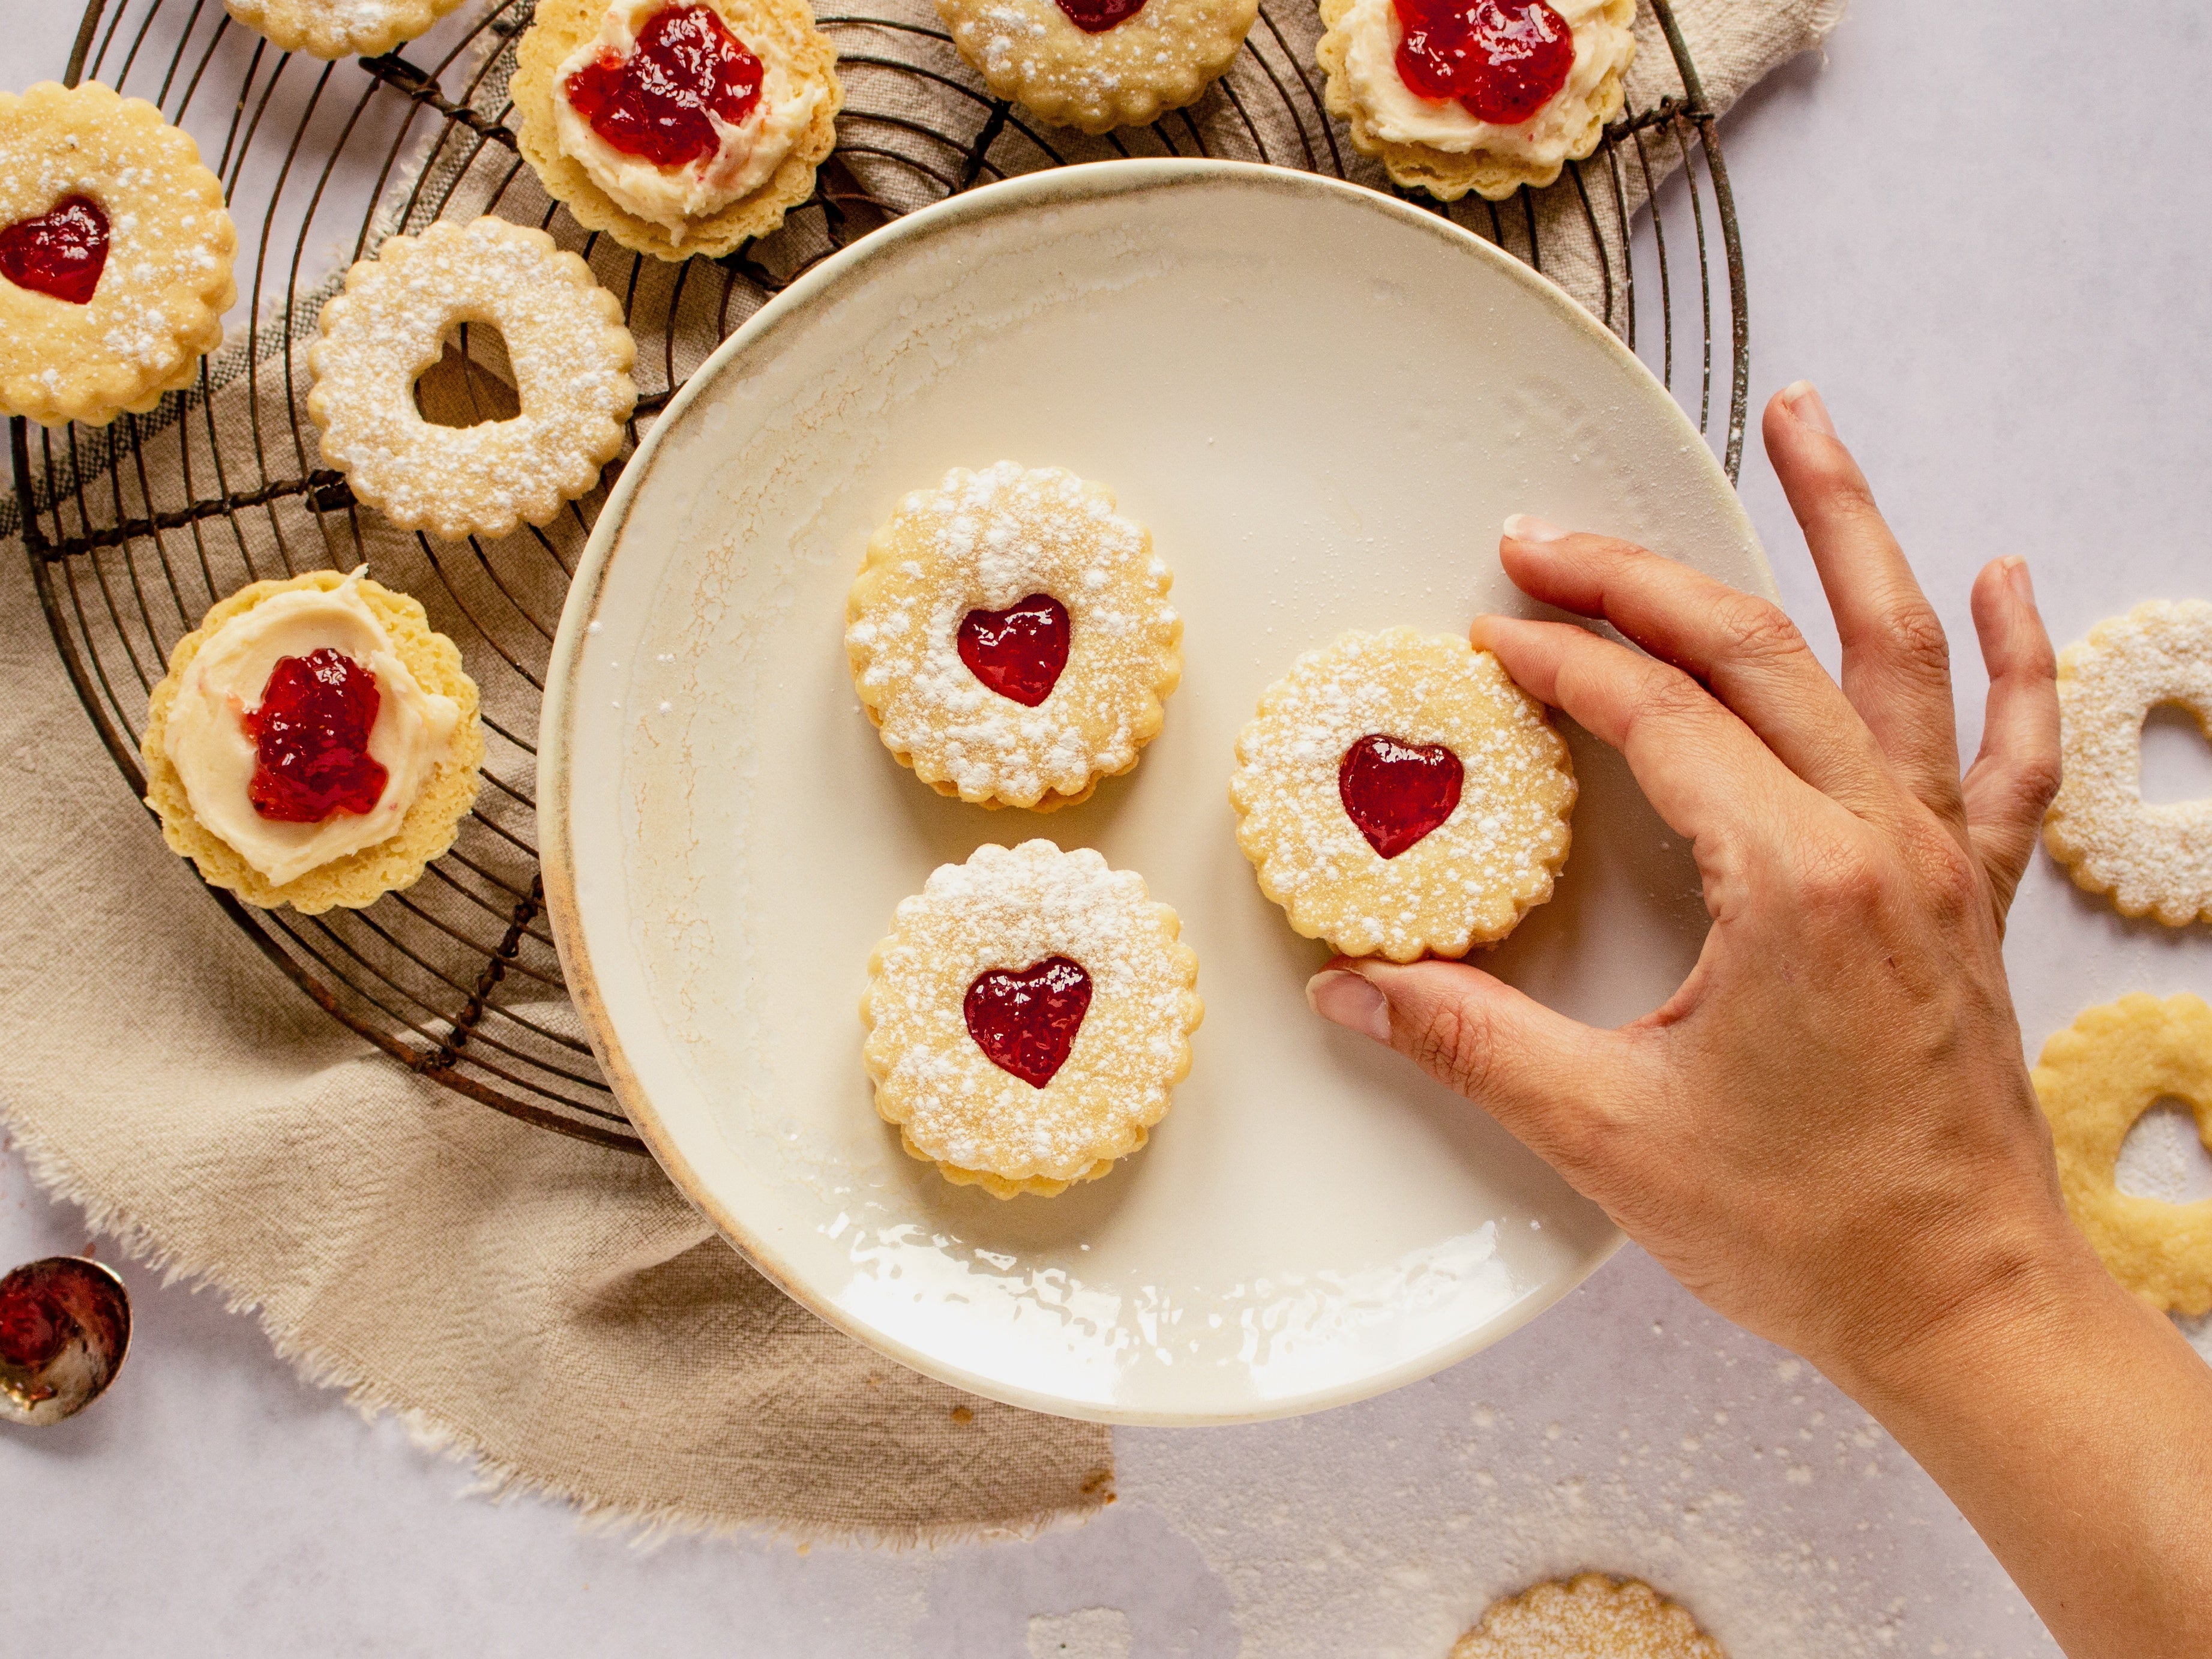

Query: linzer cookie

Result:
[512,0,840,261]
[0,82,236,429]
[845,462,1183,811]
[142,570,485,914]
[307,217,636,542]
[1452,1574,1727,1659]
[1317,0,1635,201]
[2033,993,2212,1317]
[225,0,470,58]
[935,0,1258,134]
[1231,627,1574,960]
[2043,598,2212,926]
[863,840,1202,1198]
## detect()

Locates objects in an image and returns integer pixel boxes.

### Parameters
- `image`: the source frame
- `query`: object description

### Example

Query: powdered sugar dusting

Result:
[306,216,637,542]
[1230,627,1575,960]
[846,462,1180,808]
[863,840,1201,1190]
[2044,598,2212,926]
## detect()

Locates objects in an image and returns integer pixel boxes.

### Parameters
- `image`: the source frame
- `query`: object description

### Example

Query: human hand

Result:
[1306,381,2074,1389]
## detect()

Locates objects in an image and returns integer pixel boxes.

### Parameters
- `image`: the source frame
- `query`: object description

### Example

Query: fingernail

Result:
[1782,380,1837,437]
[2003,555,2036,604]
[1503,514,1568,544]
[1306,968,1391,1044]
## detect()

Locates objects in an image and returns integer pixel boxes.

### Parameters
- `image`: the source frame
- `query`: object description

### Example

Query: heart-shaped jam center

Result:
[965,957,1093,1088]
[1053,0,1147,31]
[0,195,109,306]
[1339,733,1464,858]
[246,648,389,823]
[564,2,763,170]
[1392,0,1573,126]
[957,593,1071,708]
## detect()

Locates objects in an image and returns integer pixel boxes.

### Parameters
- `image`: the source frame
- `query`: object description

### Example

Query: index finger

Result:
[1473,613,1816,854]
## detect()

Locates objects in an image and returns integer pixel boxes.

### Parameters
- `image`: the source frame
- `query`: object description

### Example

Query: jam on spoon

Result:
[565,4,765,170]
[1392,0,1574,126]
[245,648,389,823]
[0,195,110,306]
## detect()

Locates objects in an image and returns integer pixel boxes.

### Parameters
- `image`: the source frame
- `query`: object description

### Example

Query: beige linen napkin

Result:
[0,0,1836,1541]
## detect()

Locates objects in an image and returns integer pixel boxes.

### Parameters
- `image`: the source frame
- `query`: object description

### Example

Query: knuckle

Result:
[1407,996,1501,1103]
[1631,667,1711,730]
[1792,839,1881,916]
[2012,753,2063,816]
[1878,601,1952,682]
[1716,597,1808,667]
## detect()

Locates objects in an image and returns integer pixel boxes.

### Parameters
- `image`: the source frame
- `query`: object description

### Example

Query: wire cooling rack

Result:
[11,0,1748,1155]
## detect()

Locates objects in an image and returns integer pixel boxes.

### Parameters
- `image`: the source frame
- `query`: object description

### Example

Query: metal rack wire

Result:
[11,0,1748,1155]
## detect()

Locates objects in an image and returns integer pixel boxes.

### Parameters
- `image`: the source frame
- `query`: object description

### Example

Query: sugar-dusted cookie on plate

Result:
[846,462,1183,811]
[1231,627,1575,960]
[864,840,1202,1199]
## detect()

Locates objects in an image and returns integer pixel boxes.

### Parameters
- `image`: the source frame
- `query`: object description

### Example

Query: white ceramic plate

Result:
[541,160,1772,1425]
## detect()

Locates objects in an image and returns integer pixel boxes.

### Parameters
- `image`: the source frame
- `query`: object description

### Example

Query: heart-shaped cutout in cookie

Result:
[964,956,1093,1087]
[0,195,109,306]
[957,592,1071,707]
[1053,0,1147,31]
[1339,733,1464,858]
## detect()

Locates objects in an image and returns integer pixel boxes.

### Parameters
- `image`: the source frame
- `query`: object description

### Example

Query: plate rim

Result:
[541,157,1755,1423]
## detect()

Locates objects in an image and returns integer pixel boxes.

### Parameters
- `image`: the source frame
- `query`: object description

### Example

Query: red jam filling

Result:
[965,957,1093,1088]
[957,593,1071,708]
[1053,0,1147,32]
[1392,0,1574,126]
[1340,733,1464,858]
[0,1273,68,1376]
[564,4,765,171]
[0,195,110,306]
[245,648,389,823]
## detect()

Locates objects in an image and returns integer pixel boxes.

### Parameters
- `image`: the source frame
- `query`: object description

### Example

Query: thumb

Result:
[1307,957,1634,1173]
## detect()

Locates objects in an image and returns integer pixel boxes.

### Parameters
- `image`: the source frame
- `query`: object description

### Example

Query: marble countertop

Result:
[7,1,2210,1654]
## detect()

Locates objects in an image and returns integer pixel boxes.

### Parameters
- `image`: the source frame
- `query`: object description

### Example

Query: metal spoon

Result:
[0,1257,131,1426]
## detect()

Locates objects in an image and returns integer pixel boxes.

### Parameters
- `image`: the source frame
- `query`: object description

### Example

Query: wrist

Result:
[1821,1213,2113,1418]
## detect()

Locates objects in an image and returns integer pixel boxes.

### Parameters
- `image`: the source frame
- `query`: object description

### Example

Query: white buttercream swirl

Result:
[163,571,461,885]
[1340,0,1632,161]
[552,0,825,231]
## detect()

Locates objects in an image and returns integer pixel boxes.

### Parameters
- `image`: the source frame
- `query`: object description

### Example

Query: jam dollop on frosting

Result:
[1392,0,1574,125]
[246,648,389,823]
[0,195,110,306]
[957,592,1071,708]
[1339,733,1464,858]
[1051,0,1148,32]
[565,3,766,169]
[965,956,1093,1087]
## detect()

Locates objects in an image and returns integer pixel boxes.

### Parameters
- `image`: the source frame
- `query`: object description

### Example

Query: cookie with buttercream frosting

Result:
[1231,627,1574,961]
[845,462,1183,812]
[863,840,1202,1199]
[1316,0,1633,202]
[142,570,485,915]
[512,0,840,261]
